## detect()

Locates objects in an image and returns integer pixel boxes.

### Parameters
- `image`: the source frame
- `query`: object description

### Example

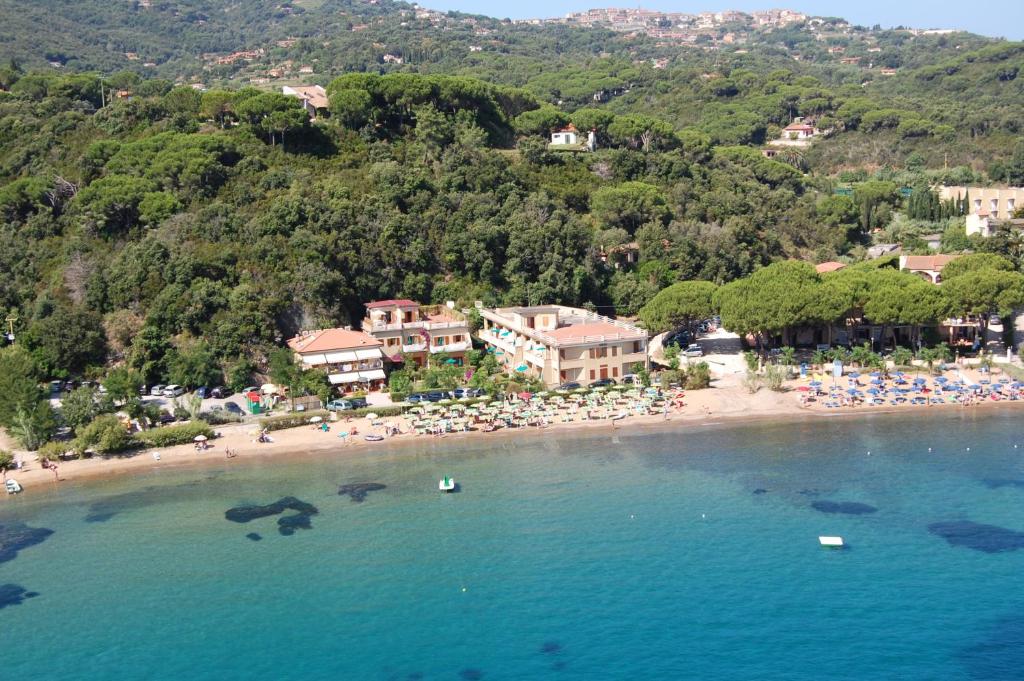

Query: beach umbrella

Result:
[870,378,883,385]
[517,391,532,400]
[445,358,457,364]
[515,364,528,372]
[365,412,378,420]
[913,377,926,384]
[935,377,948,383]
[260,383,278,394]
[194,435,208,442]
[809,381,822,387]
[867,388,880,395]
[869,371,881,377]
[797,386,810,392]
[848,372,861,378]
[309,416,323,423]
[846,388,859,395]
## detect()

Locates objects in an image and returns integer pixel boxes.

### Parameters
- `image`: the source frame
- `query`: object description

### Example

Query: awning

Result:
[324,350,359,363]
[359,369,386,381]
[355,348,382,360]
[328,372,361,385]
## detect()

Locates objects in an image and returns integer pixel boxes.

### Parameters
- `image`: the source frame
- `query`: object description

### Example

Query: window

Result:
[632,340,642,354]
[612,367,619,378]
[589,369,596,380]
[434,336,445,347]
[590,346,608,359]
[611,346,618,357]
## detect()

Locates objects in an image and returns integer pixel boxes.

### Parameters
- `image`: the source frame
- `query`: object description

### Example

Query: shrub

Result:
[73,414,133,456]
[763,364,786,392]
[132,421,214,448]
[350,405,409,418]
[200,410,242,425]
[684,362,711,390]
[36,441,71,460]
[259,410,329,432]
[0,450,13,469]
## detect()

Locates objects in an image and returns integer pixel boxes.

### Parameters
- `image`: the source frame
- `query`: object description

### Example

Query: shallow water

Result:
[2,409,1024,679]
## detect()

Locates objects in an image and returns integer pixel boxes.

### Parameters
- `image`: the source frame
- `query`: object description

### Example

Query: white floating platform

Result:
[439,477,455,492]
[819,535,844,547]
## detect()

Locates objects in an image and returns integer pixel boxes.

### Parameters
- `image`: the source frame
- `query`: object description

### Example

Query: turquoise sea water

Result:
[3,409,1024,680]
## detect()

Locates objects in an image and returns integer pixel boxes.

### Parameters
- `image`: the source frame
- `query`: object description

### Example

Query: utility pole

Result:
[4,315,17,341]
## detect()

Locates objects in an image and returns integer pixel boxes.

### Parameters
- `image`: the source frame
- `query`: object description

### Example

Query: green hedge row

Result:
[132,421,214,448]
[259,410,330,431]
[350,405,409,418]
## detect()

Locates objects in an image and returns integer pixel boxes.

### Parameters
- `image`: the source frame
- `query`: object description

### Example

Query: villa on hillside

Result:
[286,327,386,392]
[477,305,648,387]
[766,118,819,147]
[549,125,596,151]
[362,300,471,367]
[938,185,1024,237]
[899,254,959,284]
[281,85,329,118]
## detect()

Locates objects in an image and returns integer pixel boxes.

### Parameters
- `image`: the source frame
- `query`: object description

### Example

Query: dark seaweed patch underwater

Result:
[0,522,54,564]
[225,497,319,536]
[0,583,40,609]
[811,500,878,515]
[338,483,387,502]
[929,521,1024,553]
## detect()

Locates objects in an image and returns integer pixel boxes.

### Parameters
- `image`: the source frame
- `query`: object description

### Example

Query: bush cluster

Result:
[132,421,214,448]
[259,410,329,432]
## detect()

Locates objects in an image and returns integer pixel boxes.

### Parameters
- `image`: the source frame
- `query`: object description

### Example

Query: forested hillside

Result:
[2,1,1024,394]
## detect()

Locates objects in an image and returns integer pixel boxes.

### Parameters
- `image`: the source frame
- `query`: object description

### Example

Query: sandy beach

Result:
[3,363,1021,496]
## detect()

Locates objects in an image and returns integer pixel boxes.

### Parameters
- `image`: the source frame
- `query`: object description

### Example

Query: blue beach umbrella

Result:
[914,377,926,385]
[935,376,948,383]
[515,364,528,372]
[848,372,861,378]
[867,388,880,395]
[847,388,859,395]
[809,381,822,387]
[870,378,883,385]
[869,371,881,377]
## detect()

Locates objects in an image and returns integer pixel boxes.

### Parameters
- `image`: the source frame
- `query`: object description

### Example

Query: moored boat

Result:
[439,476,455,492]
[5,479,23,494]
[818,535,844,547]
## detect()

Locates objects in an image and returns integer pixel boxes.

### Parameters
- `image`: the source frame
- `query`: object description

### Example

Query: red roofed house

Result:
[286,327,386,392]
[362,300,471,367]
[478,305,649,386]
[281,85,329,118]
[783,121,817,140]
[899,254,960,284]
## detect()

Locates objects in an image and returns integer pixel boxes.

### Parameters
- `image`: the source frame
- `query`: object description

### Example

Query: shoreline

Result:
[4,380,1023,498]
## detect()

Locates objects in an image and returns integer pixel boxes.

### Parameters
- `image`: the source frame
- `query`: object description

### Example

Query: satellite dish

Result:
[4,333,13,341]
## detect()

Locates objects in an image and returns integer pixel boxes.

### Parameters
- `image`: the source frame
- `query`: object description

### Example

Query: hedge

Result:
[259,410,329,432]
[350,405,409,418]
[132,421,214,448]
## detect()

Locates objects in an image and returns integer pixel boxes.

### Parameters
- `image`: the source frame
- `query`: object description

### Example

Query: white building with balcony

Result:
[477,305,649,387]
[362,299,471,367]
[286,327,386,392]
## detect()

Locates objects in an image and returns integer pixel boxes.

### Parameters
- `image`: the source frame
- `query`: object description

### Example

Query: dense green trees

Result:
[638,281,718,334]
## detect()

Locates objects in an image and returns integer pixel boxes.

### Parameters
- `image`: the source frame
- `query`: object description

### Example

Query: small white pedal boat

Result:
[439,476,455,493]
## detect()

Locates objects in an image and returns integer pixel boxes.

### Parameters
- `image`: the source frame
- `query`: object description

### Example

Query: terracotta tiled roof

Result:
[365,299,419,309]
[286,328,382,353]
[544,321,644,344]
[902,255,959,271]
[815,261,847,273]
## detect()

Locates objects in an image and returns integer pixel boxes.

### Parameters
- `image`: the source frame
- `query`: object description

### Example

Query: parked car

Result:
[224,402,245,415]
[158,410,176,424]
[683,344,704,358]
[150,384,166,396]
[452,387,484,399]
[407,391,446,403]
[664,329,691,349]
[326,398,368,411]
[990,313,1002,326]
[621,374,640,386]
[557,381,581,391]
[162,384,186,397]
[195,386,208,399]
[210,386,232,399]
[589,378,617,388]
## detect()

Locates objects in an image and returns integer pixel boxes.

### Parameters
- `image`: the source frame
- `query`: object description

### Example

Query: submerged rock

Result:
[929,521,1024,553]
[459,670,484,681]
[540,641,562,654]
[0,583,39,609]
[245,533,262,542]
[752,488,768,495]
[811,500,878,515]
[338,483,387,503]
[0,523,55,564]
[277,513,314,536]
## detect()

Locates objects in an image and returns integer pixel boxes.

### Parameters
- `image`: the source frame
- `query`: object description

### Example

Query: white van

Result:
[162,384,186,397]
